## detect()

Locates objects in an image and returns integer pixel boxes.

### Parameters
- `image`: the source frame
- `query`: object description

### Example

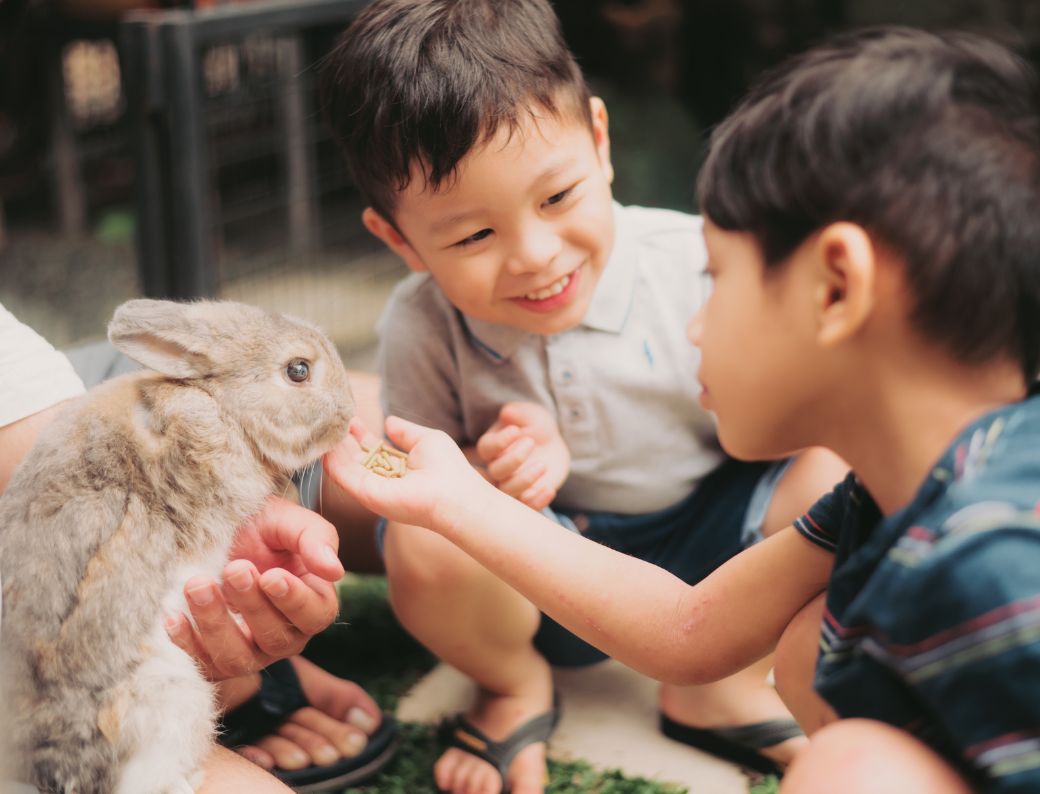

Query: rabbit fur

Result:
[0,299,355,794]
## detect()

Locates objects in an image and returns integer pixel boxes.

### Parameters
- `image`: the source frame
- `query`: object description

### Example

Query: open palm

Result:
[325,416,490,532]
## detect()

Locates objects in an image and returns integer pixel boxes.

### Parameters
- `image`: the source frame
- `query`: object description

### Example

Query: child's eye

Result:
[454,228,493,248]
[543,186,575,208]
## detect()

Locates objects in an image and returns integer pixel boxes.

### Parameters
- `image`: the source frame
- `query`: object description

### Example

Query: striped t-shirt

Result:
[795,394,1040,792]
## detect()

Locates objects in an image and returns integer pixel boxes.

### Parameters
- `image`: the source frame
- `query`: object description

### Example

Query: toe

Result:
[473,762,503,794]
[234,744,275,770]
[287,705,368,758]
[255,734,312,770]
[434,747,463,792]
[452,754,480,794]
[277,721,341,766]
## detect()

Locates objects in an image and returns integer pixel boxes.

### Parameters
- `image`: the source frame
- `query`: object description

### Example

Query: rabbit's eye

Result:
[286,359,311,383]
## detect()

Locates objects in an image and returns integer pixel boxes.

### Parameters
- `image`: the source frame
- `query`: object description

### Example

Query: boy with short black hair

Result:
[319,1,846,791]
[330,26,1040,793]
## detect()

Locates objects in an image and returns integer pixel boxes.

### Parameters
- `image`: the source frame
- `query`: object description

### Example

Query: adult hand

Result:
[166,495,345,681]
[475,402,570,510]
[325,416,490,534]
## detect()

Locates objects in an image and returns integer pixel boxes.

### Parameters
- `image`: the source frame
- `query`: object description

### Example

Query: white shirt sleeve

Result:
[0,302,85,428]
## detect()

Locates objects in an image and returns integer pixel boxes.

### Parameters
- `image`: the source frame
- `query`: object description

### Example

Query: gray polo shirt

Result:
[377,203,724,514]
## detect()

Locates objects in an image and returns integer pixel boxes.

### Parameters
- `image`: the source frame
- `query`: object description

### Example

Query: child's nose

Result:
[506,222,562,275]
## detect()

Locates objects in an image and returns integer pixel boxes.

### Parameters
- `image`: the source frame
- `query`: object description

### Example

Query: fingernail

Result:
[323,545,341,566]
[227,568,253,592]
[262,576,289,598]
[347,707,377,733]
[286,750,308,767]
[344,732,367,757]
[163,613,180,633]
[188,585,214,606]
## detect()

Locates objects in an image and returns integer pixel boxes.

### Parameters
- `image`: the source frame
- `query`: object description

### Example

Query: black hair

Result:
[320,0,592,223]
[698,27,1040,380]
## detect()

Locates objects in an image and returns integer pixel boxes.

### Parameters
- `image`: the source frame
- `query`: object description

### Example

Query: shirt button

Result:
[569,407,582,420]
[561,369,573,382]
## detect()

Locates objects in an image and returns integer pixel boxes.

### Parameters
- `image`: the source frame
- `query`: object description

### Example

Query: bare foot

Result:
[659,662,807,771]
[222,656,382,773]
[435,684,555,794]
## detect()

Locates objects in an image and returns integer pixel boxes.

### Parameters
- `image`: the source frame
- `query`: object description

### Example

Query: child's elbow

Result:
[645,637,729,686]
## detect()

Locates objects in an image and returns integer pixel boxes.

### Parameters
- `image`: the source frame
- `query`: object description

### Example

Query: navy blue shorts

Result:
[534,457,784,667]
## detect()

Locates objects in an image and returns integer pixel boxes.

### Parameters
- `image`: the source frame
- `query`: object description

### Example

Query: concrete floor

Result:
[397,661,756,793]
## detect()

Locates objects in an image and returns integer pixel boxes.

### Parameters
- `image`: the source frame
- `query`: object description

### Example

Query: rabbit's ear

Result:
[107,299,217,379]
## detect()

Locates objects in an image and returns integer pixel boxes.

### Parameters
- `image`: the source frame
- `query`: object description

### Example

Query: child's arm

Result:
[473,401,570,510]
[326,416,833,684]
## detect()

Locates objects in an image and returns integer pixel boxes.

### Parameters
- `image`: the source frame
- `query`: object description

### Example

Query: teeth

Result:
[524,274,571,301]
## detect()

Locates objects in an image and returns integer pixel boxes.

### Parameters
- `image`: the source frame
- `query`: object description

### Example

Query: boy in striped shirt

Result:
[331,26,1040,793]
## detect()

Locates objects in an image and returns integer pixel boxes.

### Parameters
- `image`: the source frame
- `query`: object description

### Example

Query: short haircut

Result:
[698,27,1040,380]
[320,0,592,223]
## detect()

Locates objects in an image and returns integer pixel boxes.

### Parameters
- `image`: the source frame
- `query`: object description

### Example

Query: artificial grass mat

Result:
[302,574,779,794]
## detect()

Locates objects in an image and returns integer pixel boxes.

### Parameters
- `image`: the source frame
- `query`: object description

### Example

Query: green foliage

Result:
[748,774,781,794]
[547,760,688,793]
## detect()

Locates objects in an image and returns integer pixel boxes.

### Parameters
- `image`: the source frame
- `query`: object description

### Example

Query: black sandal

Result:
[660,712,803,776]
[438,693,562,793]
[218,659,401,792]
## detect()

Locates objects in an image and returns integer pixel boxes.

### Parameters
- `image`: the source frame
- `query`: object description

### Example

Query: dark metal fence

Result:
[117,0,404,363]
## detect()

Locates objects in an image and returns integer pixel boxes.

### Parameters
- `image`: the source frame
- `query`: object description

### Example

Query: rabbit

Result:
[0,299,355,794]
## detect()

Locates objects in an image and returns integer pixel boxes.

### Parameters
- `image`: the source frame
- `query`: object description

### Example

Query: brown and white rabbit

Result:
[0,299,354,794]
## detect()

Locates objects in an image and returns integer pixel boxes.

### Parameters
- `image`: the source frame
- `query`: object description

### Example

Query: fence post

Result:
[163,13,215,298]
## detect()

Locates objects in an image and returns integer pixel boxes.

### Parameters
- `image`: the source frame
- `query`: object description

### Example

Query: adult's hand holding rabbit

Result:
[166,495,345,680]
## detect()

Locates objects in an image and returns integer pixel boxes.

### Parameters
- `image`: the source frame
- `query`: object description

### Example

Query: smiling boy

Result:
[319,1,848,792]
[330,26,1040,794]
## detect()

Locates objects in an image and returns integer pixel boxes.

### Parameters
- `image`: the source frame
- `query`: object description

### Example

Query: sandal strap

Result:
[707,719,804,749]
[439,693,561,784]
[217,658,310,748]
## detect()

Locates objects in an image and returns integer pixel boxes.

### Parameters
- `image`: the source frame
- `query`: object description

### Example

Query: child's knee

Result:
[383,520,489,592]
[783,720,972,794]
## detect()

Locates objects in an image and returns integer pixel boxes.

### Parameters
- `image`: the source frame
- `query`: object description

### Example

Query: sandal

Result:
[218,659,401,792]
[437,693,561,794]
[660,712,803,776]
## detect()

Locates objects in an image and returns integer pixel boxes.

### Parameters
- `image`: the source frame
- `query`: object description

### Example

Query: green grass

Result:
[302,575,779,794]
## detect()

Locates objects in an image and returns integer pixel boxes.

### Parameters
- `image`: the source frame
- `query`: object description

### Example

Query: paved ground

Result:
[397,661,754,793]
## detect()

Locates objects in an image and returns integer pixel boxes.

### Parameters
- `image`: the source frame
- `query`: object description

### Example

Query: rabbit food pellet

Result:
[362,441,408,477]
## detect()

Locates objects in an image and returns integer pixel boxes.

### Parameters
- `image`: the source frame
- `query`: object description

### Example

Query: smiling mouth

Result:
[523,273,572,301]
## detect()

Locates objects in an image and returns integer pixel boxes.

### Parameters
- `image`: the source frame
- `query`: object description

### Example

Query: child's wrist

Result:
[434,475,502,541]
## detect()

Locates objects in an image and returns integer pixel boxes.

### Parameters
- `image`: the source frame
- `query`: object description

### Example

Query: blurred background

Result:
[1,0,1038,367]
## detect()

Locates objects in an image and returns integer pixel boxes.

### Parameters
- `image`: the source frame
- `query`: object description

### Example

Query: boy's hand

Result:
[325,416,491,533]
[475,402,570,510]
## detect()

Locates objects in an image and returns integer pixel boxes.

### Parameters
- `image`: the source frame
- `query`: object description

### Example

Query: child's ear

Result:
[589,97,614,185]
[813,222,876,348]
[361,208,428,273]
